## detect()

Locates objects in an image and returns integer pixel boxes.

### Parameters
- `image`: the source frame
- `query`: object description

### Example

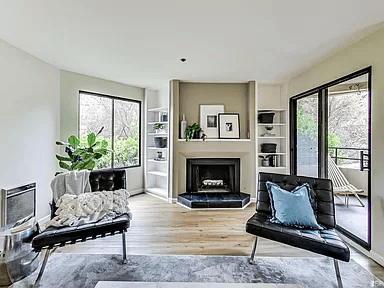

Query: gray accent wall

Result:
[171,80,256,199]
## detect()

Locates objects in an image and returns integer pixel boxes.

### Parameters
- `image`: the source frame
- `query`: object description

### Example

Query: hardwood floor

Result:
[58,193,384,281]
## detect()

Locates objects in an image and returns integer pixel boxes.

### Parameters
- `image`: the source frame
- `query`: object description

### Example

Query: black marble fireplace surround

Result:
[178,158,250,208]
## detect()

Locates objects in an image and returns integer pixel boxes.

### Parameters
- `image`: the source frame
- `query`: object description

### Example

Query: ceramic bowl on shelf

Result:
[154,137,167,148]
[260,143,277,153]
[258,112,275,123]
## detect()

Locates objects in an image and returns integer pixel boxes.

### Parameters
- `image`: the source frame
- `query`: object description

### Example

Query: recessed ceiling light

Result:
[180,58,187,63]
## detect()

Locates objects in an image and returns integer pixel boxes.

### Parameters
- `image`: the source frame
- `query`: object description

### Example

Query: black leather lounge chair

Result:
[246,172,350,288]
[31,169,130,286]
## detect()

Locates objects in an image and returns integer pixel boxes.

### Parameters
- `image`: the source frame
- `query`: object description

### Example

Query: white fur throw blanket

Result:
[43,189,132,231]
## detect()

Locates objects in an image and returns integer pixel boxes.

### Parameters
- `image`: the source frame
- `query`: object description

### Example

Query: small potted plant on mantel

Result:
[185,123,206,142]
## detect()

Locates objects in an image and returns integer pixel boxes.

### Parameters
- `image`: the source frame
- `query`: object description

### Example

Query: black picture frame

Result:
[218,113,240,139]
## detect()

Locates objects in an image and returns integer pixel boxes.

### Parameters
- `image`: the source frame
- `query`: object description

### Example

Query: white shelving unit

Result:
[145,89,169,200]
[257,109,287,173]
[256,84,288,175]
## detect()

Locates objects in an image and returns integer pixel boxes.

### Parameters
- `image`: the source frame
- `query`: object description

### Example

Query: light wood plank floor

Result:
[57,193,384,281]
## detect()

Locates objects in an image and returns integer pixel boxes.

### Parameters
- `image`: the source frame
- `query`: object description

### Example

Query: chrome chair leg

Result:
[34,248,51,287]
[122,232,127,264]
[249,236,258,265]
[334,259,343,288]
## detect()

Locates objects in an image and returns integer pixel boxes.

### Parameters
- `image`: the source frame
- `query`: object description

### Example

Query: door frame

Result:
[289,66,372,250]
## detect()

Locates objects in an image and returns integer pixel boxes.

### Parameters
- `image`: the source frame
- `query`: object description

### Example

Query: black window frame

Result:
[78,90,142,169]
[289,66,372,250]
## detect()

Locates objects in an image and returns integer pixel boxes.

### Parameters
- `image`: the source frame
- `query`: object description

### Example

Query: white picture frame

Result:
[218,113,240,139]
[200,105,225,138]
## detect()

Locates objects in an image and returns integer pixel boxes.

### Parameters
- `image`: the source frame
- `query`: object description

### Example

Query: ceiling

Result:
[1,1,384,89]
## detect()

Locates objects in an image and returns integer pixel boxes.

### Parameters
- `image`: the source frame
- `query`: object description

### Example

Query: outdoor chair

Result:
[328,156,365,207]
[246,172,350,288]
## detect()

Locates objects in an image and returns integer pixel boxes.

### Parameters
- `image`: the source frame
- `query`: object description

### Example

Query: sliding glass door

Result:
[296,94,319,178]
[290,67,371,249]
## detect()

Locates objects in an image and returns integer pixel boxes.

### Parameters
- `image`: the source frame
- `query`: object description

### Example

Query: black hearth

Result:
[178,158,250,208]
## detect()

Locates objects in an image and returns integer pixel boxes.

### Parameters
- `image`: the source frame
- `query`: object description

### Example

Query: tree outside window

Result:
[79,91,140,169]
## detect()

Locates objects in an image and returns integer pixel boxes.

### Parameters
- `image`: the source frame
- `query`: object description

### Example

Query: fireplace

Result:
[179,158,249,208]
[186,158,240,193]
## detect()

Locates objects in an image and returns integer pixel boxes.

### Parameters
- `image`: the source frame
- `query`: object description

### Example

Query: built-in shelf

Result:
[178,139,251,142]
[145,90,169,202]
[258,123,286,126]
[147,159,168,163]
[148,133,168,136]
[258,152,286,155]
[147,147,168,150]
[258,136,285,139]
[148,107,168,112]
[148,121,168,125]
[147,171,167,177]
[258,166,287,171]
[147,187,167,196]
[258,109,286,112]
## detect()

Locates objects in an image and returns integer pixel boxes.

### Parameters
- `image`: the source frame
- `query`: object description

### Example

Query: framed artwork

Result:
[200,105,224,138]
[218,113,240,139]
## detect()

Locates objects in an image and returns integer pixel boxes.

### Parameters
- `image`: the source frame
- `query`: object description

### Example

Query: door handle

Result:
[360,151,370,171]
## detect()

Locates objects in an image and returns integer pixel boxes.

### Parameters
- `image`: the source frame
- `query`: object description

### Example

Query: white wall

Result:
[287,27,384,262]
[60,70,145,193]
[0,39,60,220]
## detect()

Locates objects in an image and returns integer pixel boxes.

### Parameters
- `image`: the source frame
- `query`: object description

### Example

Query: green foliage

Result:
[55,127,109,171]
[185,123,201,141]
[153,123,164,131]
[79,135,112,169]
[78,135,139,169]
[327,132,341,157]
[113,137,139,167]
[296,105,318,140]
[296,105,340,156]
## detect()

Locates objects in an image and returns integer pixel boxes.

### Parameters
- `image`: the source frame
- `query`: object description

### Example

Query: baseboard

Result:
[38,214,50,226]
[250,197,257,203]
[145,190,169,202]
[129,188,145,196]
[168,198,177,203]
[339,234,384,267]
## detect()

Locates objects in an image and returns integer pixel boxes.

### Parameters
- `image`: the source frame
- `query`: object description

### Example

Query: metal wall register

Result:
[0,183,40,286]
[1,182,36,228]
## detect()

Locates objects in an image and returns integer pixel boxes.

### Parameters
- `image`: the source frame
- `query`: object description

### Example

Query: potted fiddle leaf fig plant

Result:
[55,127,109,171]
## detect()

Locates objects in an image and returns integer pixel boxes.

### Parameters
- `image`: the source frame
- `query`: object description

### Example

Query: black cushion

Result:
[247,172,350,262]
[257,172,335,228]
[246,213,350,262]
[32,214,130,250]
[33,169,130,251]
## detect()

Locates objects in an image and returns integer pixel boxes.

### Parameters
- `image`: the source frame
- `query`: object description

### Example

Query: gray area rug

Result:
[13,254,378,288]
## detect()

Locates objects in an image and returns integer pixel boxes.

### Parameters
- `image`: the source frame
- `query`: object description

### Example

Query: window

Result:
[79,91,141,169]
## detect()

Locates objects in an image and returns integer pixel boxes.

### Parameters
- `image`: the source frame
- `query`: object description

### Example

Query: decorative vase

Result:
[180,114,187,139]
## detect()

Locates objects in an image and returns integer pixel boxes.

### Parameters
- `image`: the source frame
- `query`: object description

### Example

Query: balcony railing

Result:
[329,147,369,171]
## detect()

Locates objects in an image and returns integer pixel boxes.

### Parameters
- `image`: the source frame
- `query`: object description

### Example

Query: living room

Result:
[1,1,384,287]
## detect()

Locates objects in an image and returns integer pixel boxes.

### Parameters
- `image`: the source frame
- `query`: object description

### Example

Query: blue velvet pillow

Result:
[266,182,323,230]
